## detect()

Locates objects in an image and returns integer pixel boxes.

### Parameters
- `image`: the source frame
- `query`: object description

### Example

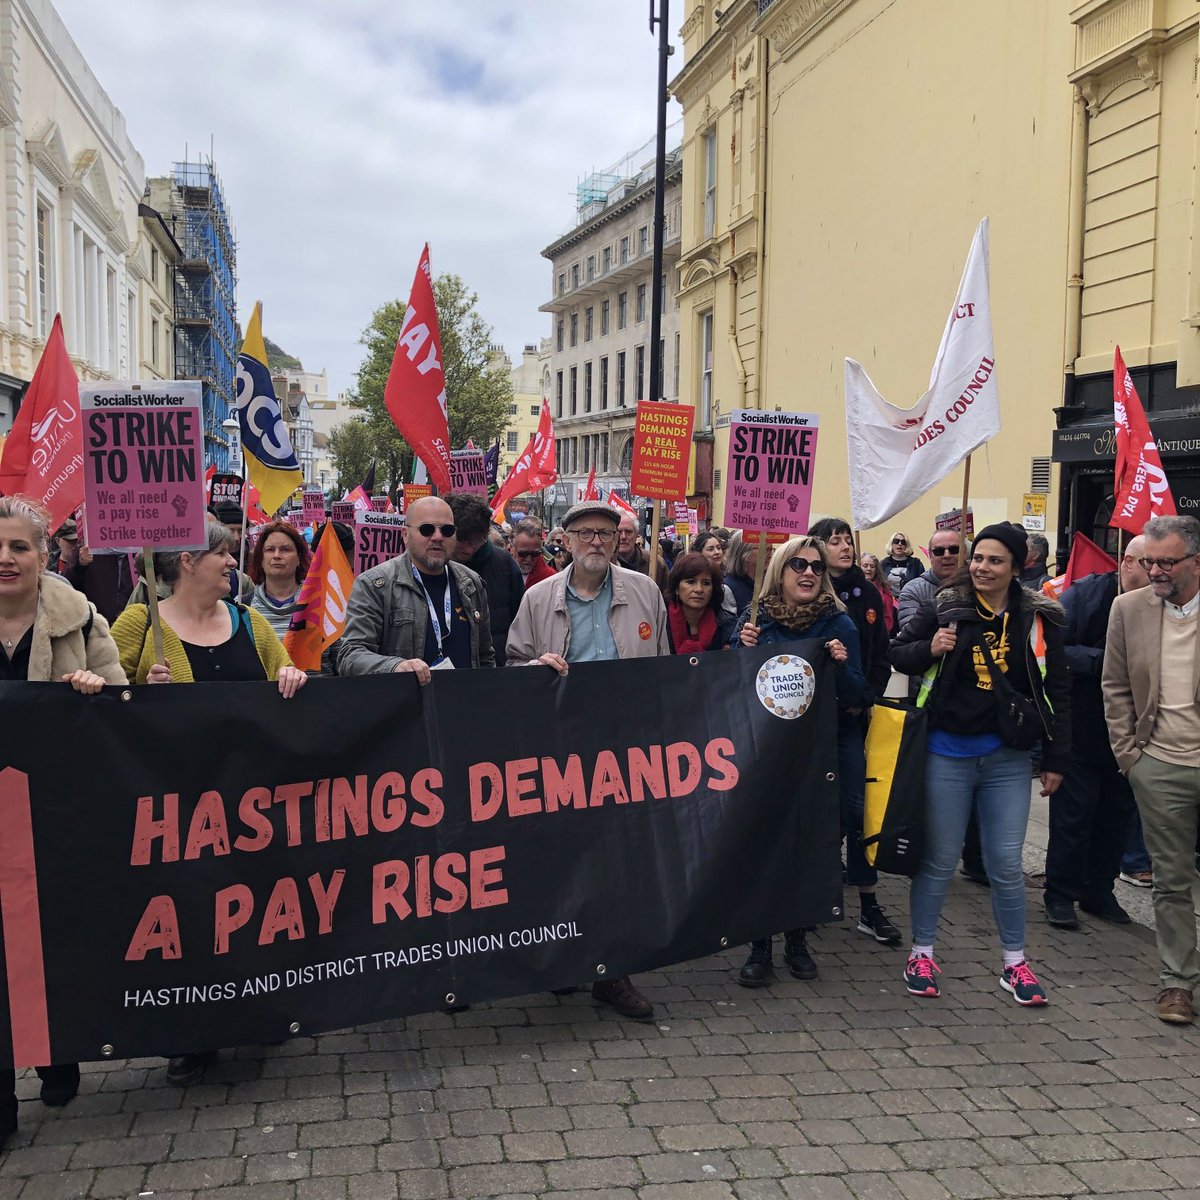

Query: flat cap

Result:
[562,500,621,530]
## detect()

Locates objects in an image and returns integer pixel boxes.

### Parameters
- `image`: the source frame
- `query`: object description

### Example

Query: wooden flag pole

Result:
[749,532,769,627]
[1117,528,1126,593]
[649,501,662,585]
[141,548,166,667]
[961,454,972,535]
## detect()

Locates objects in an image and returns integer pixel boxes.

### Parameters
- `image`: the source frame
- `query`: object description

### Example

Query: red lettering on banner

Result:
[308,870,345,935]
[274,781,313,845]
[185,791,231,860]
[667,743,702,796]
[589,751,630,806]
[125,896,182,961]
[234,787,274,852]
[131,793,180,865]
[470,846,509,908]
[469,762,504,822]
[410,769,444,826]
[370,773,405,833]
[371,849,509,922]
[505,758,542,817]
[433,854,469,912]
[214,884,255,954]
[705,738,740,790]
[543,755,587,812]
[628,747,666,801]
[258,877,305,946]
[331,776,368,839]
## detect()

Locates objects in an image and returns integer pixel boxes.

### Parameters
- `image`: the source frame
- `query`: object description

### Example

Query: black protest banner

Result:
[0,644,840,1067]
[354,510,405,573]
[210,474,243,508]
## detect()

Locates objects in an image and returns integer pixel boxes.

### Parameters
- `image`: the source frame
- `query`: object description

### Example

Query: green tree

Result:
[327,417,376,496]
[337,275,513,496]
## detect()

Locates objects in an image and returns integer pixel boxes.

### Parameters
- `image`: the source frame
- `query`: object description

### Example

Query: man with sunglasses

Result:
[1104,515,1200,1024]
[339,495,495,680]
[511,520,555,590]
[897,530,964,636]
[506,499,668,1020]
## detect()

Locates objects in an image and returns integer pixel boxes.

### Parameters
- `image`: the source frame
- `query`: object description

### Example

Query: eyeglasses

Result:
[785,557,826,576]
[414,523,456,538]
[570,527,617,544]
[892,538,908,546]
[514,549,541,559]
[929,546,959,558]
[1138,555,1196,572]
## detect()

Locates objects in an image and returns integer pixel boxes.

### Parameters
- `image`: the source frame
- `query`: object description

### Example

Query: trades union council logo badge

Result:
[755,654,816,720]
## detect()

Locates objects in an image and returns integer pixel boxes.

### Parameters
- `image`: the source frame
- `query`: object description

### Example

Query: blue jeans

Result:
[1121,808,1151,875]
[910,746,1032,951]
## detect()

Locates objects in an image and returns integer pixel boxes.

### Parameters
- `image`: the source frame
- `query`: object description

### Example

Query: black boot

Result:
[37,1063,79,1107]
[0,1094,15,1150]
[783,930,818,980]
[738,938,773,987]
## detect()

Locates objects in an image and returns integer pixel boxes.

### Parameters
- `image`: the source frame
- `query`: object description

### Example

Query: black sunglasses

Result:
[929,546,959,557]
[785,557,826,576]
[414,523,456,538]
[514,548,541,559]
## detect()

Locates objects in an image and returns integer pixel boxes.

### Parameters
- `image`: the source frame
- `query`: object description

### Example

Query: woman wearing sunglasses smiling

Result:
[733,535,868,986]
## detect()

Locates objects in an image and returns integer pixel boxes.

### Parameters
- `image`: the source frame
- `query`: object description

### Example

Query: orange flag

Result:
[283,523,354,671]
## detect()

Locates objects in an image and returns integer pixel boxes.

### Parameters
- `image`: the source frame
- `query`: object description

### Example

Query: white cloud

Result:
[51,0,681,396]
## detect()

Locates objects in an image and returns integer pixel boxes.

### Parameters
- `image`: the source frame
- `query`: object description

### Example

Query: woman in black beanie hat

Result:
[889,523,1071,1008]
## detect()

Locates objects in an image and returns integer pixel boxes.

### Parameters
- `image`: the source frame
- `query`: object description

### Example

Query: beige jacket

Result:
[28,572,128,684]
[506,563,668,664]
[1102,585,1200,774]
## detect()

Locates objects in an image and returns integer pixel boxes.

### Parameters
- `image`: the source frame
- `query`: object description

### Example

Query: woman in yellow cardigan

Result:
[111,520,307,694]
[110,519,307,1087]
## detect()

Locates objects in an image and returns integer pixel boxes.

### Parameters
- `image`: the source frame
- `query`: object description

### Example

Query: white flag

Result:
[845,218,999,530]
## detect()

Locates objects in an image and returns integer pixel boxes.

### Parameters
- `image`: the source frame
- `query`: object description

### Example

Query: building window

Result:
[509,403,519,415]
[150,246,158,286]
[639,225,648,256]
[35,202,53,338]
[586,255,595,281]
[570,313,578,347]
[584,361,593,412]
[700,311,714,427]
[556,320,564,352]
[585,306,594,341]
[570,365,578,415]
[530,404,540,417]
[704,131,717,240]
[151,317,159,369]
[600,299,610,336]
[674,331,680,399]
[635,344,646,401]
[507,431,519,452]
[661,272,668,313]
[618,292,628,330]
[601,432,610,472]
[620,236,630,265]
[602,247,612,274]
[558,272,566,296]
[636,284,647,323]
[556,370,564,418]
[600,356,609,409]
[617,351,626,407]
[571,264,580,289]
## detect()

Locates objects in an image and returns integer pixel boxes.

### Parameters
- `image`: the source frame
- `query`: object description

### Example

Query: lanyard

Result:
[414,566,453,658]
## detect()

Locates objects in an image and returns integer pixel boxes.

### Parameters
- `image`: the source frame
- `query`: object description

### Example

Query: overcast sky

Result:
[52,0,681,397]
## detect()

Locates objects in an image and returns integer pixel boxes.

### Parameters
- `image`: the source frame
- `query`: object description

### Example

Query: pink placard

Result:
[302,490,326,524]
[450,449,488,497]
[354,510,406,574]
[81,381,207,550]
[331,502,356,524]
[723,409,821,536]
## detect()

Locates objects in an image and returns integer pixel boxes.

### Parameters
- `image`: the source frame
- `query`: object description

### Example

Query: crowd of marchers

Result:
[2,484,1200,1147]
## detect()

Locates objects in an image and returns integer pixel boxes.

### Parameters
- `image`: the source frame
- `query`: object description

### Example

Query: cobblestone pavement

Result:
[3,872,1200,1200]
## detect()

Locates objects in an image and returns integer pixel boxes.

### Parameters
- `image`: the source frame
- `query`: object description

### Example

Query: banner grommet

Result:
[120,691,131,702]
[826,773,836,782]
[595,964,607,976]
[719,937,728,947]
[101,1044,114,1057]
[444,995,456,1007]
[688,657,700,666]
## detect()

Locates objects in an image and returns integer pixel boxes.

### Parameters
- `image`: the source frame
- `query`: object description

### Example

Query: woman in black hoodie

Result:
[808,518,900,948]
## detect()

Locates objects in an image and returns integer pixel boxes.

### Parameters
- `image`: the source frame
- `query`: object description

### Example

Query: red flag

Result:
[244,480,270,526]
[583,464,598,501]
[1111,346,1175,535]
[204,464,217,503]
[490,401,557,518]
[283,523,355,671]
[344,485,371,512]
[1042,532,1117,599]
[0,316,83,529]
[606,491,638,518]
[384,245,452,492]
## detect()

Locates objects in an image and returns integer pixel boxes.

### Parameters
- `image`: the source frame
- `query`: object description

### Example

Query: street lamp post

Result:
[221,416,242,477]
[648,0,671,407]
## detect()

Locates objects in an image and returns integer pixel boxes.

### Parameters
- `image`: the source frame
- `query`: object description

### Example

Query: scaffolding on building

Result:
[163,158,237,470]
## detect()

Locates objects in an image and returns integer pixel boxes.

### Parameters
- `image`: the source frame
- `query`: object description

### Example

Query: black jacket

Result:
[830,563,890,704]
[1060,571,1119,743]
[889,582,1072,773]
[666,607,736,654]
[467,540,526,663]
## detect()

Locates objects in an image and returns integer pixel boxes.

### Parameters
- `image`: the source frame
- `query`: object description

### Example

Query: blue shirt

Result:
[565,567,620,663]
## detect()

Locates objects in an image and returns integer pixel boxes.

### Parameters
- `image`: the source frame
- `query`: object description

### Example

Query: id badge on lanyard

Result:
[415,566,453,666]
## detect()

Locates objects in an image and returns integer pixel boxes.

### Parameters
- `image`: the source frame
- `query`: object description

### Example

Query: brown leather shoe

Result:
[592,975,653,1020]
[1156,987,1194,1025]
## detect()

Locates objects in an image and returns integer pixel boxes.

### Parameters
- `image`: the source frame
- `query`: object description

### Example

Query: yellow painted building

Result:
[672,0,1200,556]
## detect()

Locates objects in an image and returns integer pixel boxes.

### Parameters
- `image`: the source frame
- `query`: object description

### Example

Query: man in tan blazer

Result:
[1103,515,1200,1025]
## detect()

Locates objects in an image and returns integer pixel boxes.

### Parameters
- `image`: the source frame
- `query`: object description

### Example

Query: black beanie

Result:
[214,500,244,525]
[973,523,1028,571]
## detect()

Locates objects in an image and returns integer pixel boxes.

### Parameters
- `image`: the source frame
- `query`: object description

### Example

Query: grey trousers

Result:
[1128,752,1200,991]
